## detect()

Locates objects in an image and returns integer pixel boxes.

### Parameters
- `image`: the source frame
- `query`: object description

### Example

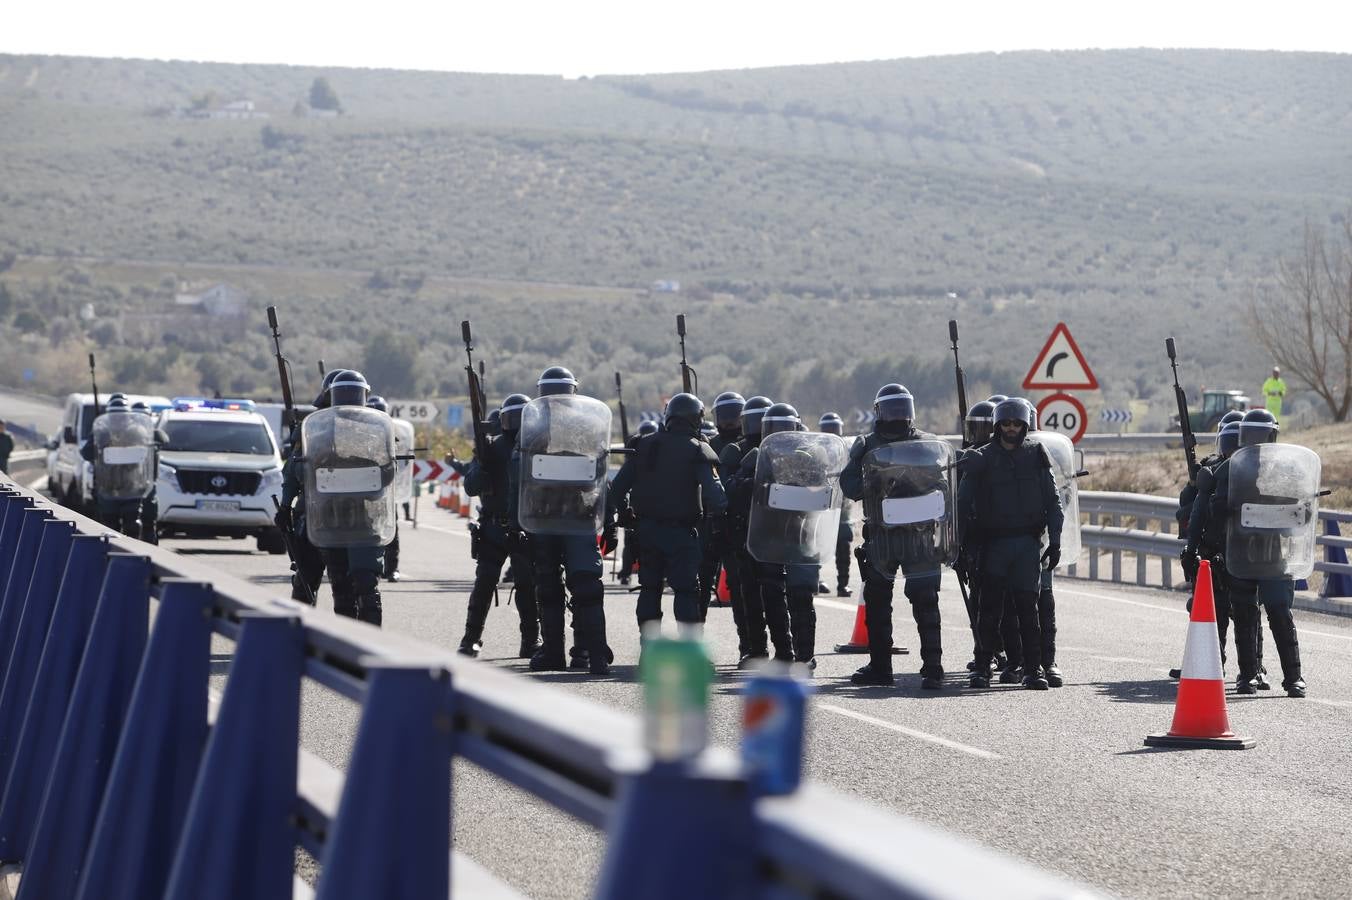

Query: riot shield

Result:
[301,406,398,549]
[92,413,155,501]
[861,439,957,577]
[747,432,848,564]
[393,418,416,504]
[518,395,612,536]
[1025,431,1081,568]
[1225,443,1321,580]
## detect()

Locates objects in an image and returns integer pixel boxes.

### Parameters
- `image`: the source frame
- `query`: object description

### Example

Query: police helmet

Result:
[328,370,370,407]
[964,400,996,446]
[499,393,530,433]
[1238,408,1279,447]
[637,420,660,437]
[314,368,343,409]
[700,421,718,440]
[130,401,150,415]
[105,397,129,413]
[712,391,746,430]
[993,397,1035,444]
[108,392,127,403]
[664,392,704,431]
[1216,421,1242,458]
[818,412,844,436]
[366,395,390,415]
[874,383,915,425]
[1217,410,1244,428]
[537,365,578,396]
[762,402,801,436]
[486,408,502,437]
[741,396,773,438]
[987,394,1008,405]
[1011,397,1038,430]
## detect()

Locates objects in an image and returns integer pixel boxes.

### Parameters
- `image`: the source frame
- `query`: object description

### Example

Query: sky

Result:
[5,0,1349,76]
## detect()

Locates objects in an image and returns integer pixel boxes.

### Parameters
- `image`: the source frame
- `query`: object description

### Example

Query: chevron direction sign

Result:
[852,409,877,428]
[412,460,457,483]
[1100,408,1133,425]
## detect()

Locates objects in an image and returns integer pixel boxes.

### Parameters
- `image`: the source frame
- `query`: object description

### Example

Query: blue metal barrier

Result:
[0,480,1097,899]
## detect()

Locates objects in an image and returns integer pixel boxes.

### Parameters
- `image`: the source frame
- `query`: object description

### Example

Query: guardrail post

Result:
[1087,512,1099,580]
[162,613,304,900]
[593,756,755,900]
[1320,519,1352,599]
[0,496,36,597]
[74,581,216,900]
[1136,549,1147,586]
[0,508,54,676]
[0,519,75,854]
[315,663,455,900]
[0,534,108,861]
[18,554,152,899]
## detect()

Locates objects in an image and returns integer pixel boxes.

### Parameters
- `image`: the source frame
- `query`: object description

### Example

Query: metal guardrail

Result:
[3,450,45,484]
[1073,490,1352,602]
[0,475,1096,900]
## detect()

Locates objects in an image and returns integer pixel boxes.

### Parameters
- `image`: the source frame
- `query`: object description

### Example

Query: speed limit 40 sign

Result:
[1036,393,1088,444]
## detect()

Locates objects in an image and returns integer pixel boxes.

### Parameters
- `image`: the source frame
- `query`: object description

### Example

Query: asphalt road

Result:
[0,390,62,440]
[158,500,1352,900]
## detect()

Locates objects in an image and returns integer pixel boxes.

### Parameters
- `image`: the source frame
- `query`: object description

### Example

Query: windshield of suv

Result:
[162,420,276,455]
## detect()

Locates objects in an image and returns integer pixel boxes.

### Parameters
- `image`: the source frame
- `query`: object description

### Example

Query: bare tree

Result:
[1248,216,1352,422]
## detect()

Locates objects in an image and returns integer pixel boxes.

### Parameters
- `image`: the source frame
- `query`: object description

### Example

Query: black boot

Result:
[356,592,383,628]
[530,601,568,671]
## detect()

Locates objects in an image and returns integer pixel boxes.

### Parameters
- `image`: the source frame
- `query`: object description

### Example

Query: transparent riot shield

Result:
[302,406,398,548]
[1225,443,1321,580]
[861,439,956,577]
[92,412,155,501]
[1025,431,1081,568]
[747,432,848,565]
[518,395,612,536]
[393,418,416,504]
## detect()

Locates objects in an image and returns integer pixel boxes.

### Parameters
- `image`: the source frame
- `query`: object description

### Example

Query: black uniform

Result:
[956,439,1063,685]
[710,431,749,645]
[1178,453,1242,668]
[457,429,541,657]
[280,422,326,603]
[840,427,946,684]
[720,436,790,660]
[608,421,727,628]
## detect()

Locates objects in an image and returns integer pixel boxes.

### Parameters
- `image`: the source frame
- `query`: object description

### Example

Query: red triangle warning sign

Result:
[1022,323,1098,390]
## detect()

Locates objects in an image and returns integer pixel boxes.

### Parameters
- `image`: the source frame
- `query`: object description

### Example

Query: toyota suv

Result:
[154,399,287,553]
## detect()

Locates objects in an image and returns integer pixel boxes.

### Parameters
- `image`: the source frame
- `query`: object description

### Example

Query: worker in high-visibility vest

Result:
[1262,366,1287,420]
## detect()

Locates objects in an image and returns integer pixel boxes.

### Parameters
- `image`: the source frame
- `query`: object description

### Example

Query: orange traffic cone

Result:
[833,593,905,655]
[1145,560,1254,750]
[458,484,471,518]
[437,482,453,509]
[710,569,732,607]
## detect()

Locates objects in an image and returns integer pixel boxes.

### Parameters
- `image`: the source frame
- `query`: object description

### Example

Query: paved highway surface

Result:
[87,494,1352,899]
[0,390,62,440]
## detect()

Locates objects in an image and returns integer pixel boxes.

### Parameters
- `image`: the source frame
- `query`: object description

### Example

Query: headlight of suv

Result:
[260,466,284,491]
[158,461,177,481]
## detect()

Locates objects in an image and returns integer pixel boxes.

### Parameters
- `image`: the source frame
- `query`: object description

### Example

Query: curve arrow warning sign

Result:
[1022,323,1099,391]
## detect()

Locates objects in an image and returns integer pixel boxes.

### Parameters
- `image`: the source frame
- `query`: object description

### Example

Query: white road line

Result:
[416,523,470,538]
[816,598,858,613]
[817,703,1001,760]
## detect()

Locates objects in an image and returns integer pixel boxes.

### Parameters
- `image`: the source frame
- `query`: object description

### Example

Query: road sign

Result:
[389,400,439,423]
[1100,408,1133,425]
[412,460,456,482]
[1023,323,1099,391]
[1037,393,1088,444]
[639,410,662,425]
[852,409,876,428]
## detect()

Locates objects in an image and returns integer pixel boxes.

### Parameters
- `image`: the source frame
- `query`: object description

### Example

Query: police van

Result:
[153,398,288,553]
[48,392,173,512]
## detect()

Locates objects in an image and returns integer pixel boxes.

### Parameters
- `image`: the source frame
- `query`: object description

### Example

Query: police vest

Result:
[631,428,719,523]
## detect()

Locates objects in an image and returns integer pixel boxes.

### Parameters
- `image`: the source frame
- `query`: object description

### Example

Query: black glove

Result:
[1041,543,1061,571]
[602,524,618,556]
[1180,546,1200,582]
[274,503,293,534]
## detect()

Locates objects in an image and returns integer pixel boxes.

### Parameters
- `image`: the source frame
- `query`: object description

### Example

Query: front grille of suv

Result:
[176,470,261,496]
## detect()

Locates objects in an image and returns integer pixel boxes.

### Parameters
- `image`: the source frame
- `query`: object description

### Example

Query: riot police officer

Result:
[706,391,746,613]
[609,393,727,636]
[130,401,165,543]
[283,370,397,626]
[719,395,778,664]
[520,366,615,676]
[956,397,1063,690]
[81,397,162,538]
[455,393,541,658]
[618,420,659,586]
[367,395,408,582]
[276,370,342,602]
[819,412,855,597]
[841,385,948,689]
[1193,409,1308,697]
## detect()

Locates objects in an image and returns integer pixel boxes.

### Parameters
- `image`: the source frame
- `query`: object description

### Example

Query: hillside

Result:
[0,50,1348,423]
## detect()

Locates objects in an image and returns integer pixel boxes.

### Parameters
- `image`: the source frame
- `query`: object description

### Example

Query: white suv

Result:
[154,402,287,553]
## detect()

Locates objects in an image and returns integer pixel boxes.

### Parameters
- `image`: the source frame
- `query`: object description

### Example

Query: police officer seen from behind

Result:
[841,385,946,689]
[955,400,997,666]
[708,392,749,627]
[618,420,659,586]
[719,396,779,665]
[524,366,615,676]
[456,393,541,659]
[276,369,341,603]
[956,397,1063,690]
[819,412,855,597]
[608,393,727,638]
[1193,409,1306,697]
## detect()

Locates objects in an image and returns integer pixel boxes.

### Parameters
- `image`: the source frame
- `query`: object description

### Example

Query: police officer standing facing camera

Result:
[608,393,727,637]
[956,397,1063,690]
